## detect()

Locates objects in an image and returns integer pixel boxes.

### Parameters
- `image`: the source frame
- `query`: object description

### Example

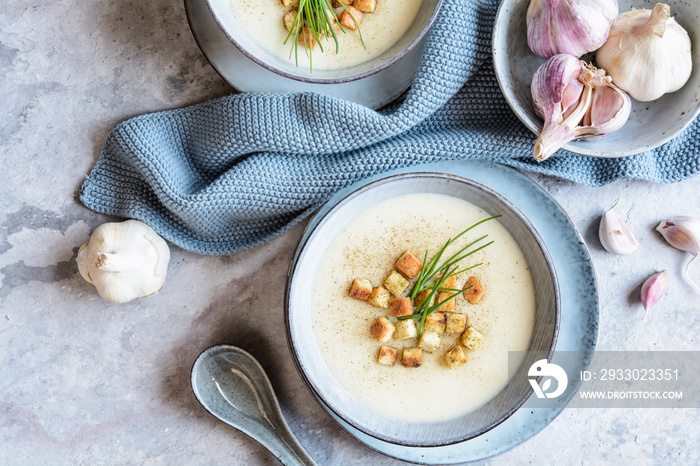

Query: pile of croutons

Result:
[281,0,377,50]
[349,250,486,369]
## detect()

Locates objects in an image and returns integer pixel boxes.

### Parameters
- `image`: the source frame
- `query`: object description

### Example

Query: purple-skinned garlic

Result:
[640,270,669,320]
[531,54,631,162]
[527,0,618,58]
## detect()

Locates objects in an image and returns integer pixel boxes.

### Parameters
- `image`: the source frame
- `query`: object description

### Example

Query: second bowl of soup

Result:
[205,0,443,83]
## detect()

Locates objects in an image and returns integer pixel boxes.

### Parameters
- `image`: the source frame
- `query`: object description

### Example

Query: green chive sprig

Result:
[284,0,364,71]
[398,215,501,336]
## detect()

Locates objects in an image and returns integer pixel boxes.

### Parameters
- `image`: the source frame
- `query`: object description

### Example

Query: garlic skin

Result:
[527,0,618,59]
[599,204,639,255]
[656,216,700,291]
[596,3,693,102]
[77,220,170,303]
[531,55,631,161]
[640,270,668,320]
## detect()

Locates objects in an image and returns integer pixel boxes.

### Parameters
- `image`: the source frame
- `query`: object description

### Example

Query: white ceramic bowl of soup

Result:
[205,0,443,83]
[285,173,560,446]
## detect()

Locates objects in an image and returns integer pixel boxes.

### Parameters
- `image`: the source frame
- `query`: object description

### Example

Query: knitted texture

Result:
[80,0,700,255]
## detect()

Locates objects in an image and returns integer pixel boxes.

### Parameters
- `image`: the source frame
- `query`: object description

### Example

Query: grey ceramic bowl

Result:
[205,0,442,84]
[185,0,427,109]
[285,172,560,447]
[493,0,700,158]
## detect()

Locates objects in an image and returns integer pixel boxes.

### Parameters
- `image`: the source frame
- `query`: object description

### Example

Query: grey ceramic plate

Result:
[493,0,700,158]
[184,0,425,109]
[286,173,560,447]
[287,160,599,463]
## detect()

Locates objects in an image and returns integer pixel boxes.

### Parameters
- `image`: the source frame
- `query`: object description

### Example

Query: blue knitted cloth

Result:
[80,0,700,255]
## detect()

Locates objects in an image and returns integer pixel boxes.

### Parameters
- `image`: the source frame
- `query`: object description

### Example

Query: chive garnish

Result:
[403,216,501,337]
[283,0,364,72]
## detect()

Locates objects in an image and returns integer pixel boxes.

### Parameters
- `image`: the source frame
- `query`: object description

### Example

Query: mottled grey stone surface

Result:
[1,1,698,465]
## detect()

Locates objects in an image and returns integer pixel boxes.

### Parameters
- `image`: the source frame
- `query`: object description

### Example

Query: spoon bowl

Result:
[191,344,317,466]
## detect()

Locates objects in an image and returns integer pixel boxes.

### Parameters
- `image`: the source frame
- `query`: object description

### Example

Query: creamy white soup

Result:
[228,0,423,70]
[311,193,536,423]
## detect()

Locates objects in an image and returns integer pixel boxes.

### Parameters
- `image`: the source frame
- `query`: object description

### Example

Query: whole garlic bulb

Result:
[77,220,170,303]
[527,0,618,58]
[531,54,631,161]
[596,3,692,102]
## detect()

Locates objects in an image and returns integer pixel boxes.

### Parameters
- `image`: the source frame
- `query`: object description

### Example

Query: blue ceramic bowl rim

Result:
[205,0,443,85]
[284,171,561,447]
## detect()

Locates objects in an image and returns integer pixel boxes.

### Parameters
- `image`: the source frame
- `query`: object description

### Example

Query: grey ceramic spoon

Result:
[191,344,318,466]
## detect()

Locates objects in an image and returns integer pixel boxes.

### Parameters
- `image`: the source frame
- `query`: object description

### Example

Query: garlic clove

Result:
[575,66,631,139]
[596,3,693,102]
[526,0,618,59]
[656,216,700,255]
[77,242,93,284]
[531,56,631,161]
[581,84,625,129]
[656,216,700,291]
[640,270,669,320]
[561,76,585,120]
[599,205,639,255]
[532,54,584,118]
[76,220,170,303]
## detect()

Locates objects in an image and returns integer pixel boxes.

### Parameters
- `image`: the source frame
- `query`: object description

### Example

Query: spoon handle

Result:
[259,421,318,466]
[210,397,318,466]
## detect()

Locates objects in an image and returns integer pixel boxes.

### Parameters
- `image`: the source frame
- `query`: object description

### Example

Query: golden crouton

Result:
[384,270,409,297]
[281,0,299,7]
[441,274,459,289]
[437,291,456,313]
[413,289,434,308]
[461,326,484,350]
[463,276,485,304]
[283,9,298,32]
[424,312,446,336]
[395,251,423,279]
[401,347,422,368]
[340,6,363,31]
[332,0,353,6]
[298,27,319,50]
[377,345,398,366]
[394,319,417,340]
[326,8,341,32]
[353,0,377,13]
[370,316,395,343]
[418,331,441,353]
[445,346,467,368]
[434,274,459,312]
[367,286,391,308]
[349,278,373,301]
[446,313,468,334]
[389,297,412,317]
